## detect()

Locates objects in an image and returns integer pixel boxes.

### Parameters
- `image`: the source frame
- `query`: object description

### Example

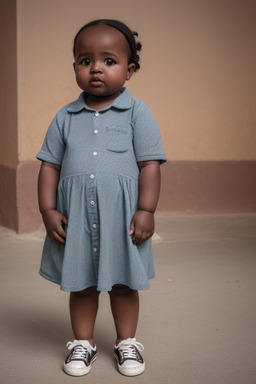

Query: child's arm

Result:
[38,161,68,246]
[129,160,161,245]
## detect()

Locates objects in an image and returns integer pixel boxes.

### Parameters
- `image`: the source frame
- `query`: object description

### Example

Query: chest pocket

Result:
[106,126,132,153]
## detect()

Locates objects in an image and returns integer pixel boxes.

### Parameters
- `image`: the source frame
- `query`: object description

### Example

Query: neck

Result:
[85,91,121,110]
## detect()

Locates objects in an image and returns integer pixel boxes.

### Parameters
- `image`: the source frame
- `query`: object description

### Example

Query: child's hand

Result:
[129,210,154,245]
[42,209,68,246]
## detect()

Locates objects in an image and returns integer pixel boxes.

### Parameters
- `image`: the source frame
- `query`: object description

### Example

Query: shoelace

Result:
[117,338,144,360]
[66,340,94,360]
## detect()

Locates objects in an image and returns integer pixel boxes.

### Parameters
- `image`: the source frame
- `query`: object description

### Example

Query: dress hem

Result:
[39,270,155,292]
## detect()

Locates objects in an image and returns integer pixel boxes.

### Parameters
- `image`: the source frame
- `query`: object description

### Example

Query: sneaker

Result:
[63,340,97,376]
[114,338,145,376]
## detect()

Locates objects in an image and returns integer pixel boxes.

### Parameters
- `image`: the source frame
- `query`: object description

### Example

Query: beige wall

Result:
[0,0,18,169]
[17,0,256,163]
[1,0,256,232]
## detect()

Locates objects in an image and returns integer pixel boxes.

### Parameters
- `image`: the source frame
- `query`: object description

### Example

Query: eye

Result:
[81,58,90,66]
[105,58,115,66]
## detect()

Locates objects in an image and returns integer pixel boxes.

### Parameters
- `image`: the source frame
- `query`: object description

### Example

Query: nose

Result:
[90,62,103,73]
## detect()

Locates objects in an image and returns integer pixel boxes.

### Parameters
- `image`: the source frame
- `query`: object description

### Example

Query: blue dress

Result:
[37,88,167,292]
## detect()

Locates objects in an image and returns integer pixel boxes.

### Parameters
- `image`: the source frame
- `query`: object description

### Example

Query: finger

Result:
[58,225,67,239]
[135,236,145,245]
[129,221,135,236]
[48,232,62,246]
[136,231,151,245]
[62,215,68,226]
[139,232,148,244]
[52,231,66,246]
[132,230,142,245]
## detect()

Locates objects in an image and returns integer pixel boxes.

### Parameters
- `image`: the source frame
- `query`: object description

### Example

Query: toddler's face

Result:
[73,24,135,106]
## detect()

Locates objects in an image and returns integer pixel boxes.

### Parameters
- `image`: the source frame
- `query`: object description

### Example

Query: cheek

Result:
[107,69,127,83]
[75,69,88,84]
[75,65,87,73]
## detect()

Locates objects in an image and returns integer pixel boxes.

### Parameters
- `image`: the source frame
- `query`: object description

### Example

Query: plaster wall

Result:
[0,0,17,168]
[16,0,256,163]
[1,0,256,232]
[0,0,18,229]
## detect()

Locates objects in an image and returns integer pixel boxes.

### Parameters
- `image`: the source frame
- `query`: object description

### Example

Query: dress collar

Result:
[67,87,133,113]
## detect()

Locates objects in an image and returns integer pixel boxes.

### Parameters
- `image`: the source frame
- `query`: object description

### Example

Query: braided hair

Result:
[73,19,142,71]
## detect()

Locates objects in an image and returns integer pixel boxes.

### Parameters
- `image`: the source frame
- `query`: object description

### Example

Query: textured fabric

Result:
[37,87,167,292]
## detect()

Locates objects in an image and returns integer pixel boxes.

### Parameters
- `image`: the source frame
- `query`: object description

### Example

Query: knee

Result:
[71,286,99,298]
[109,284,136,296]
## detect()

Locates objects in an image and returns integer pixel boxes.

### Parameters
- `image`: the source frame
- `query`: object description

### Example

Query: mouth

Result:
[90,77,104,86]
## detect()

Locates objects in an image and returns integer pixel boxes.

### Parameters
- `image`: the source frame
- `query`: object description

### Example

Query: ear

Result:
[126,63,135,81]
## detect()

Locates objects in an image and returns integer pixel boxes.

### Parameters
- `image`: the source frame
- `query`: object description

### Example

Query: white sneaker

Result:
[114,338,145,376]
[63,340,97,376]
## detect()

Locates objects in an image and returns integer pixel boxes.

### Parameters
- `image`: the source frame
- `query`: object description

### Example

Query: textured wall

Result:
[1,0,256,232]
[0,0,17,168]
[16,0,256,162]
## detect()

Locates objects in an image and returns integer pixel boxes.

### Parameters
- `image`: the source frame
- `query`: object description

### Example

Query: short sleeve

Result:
[36,111,66,165]
[132,100,167,164]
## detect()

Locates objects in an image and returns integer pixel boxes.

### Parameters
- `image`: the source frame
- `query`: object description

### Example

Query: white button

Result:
[93,151,97,156]
[90,174,95,179]
[93,129,98,135]
[93,248,97,252]
[95,111,99,116]
[90,201,95,205]
[92,224,97,229]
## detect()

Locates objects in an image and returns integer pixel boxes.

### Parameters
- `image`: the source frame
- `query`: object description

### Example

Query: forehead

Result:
[75,24,130,56]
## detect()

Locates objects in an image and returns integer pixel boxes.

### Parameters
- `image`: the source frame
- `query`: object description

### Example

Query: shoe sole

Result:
[117,363,145,377]
[114,354,145,377]
[63,354,97,376]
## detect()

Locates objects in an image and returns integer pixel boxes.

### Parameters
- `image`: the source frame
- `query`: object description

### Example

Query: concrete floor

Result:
[1,214,256,384]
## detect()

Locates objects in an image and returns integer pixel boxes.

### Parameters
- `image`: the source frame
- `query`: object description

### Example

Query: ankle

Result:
[115,336,135,346]
[88,339,95,348]
[75,337,95,348]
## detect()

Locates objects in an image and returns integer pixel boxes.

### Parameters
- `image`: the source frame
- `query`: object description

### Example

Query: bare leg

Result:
[109,285,139,344]
[69,286,100,347]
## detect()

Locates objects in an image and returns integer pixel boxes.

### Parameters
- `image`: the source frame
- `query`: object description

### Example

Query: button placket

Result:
[87,111,100,277]
[88,179,100,276]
